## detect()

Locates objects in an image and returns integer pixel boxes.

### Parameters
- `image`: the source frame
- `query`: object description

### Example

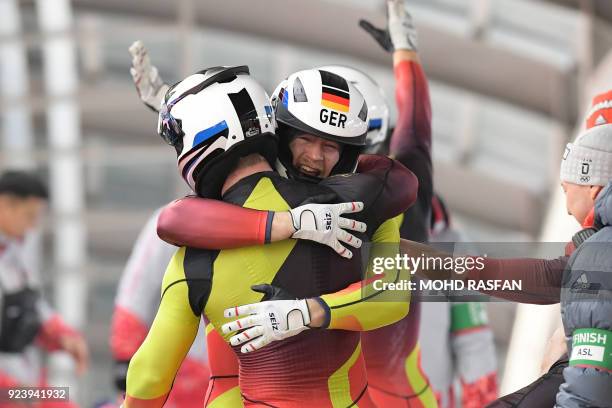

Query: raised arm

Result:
[360,0,433,242]
[129,40,169,112]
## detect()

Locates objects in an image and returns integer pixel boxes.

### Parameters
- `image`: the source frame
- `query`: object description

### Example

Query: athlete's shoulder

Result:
[266,174,336,209]
[221,171,273,203]
[319,168,394,230]
[319,172,371,198]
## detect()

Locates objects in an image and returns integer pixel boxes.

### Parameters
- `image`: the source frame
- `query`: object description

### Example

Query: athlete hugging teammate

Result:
[121,1,450,407]
[123,63,418,407]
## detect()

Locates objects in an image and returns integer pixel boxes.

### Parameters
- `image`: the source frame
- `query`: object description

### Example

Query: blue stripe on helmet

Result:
[264,105,273,120]
[368,118,382,130]
[283,90,289,107]
[193,120,228,147]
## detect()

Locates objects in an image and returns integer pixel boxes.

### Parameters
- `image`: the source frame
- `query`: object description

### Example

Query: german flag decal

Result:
[319,70,350,113]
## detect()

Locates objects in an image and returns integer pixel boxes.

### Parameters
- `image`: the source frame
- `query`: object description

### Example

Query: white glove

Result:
[388,0,418,52]
[289,201,366,259]
[222,292,311,354]
[128,40,169,112]
[359,0,418,52]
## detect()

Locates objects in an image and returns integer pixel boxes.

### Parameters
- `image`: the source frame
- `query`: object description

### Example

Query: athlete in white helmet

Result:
[129,1,435,406]
[124,65,416,407]
[316,65,390,155]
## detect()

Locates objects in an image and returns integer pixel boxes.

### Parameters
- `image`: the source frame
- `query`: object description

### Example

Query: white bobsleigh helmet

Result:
[158,66,277,198]
[318,65,390,154]
[271,68,368,182]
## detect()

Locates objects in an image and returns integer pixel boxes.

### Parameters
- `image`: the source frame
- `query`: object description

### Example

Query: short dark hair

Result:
[0,171,48,200]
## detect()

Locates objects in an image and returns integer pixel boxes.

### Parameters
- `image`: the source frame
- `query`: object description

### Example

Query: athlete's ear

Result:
[590,185,603,201]
[251,284,296,301]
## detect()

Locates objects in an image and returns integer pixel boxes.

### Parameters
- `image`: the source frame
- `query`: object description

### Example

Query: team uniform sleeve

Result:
[399,239,566,304]
[159,157,417,250]
[157,197,272,248]
[466,257,566,304]
[390,59,432,193]
[124,249,200,408]
[356,154,418,221]
[390,59,433,243]
[319,216,410,331]
[110,210,178,391]
[325,155,418,229]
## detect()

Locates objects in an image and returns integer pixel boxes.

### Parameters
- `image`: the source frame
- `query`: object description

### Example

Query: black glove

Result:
[251,284,296,301]
[360,0,418,53]
[359,19,393,53]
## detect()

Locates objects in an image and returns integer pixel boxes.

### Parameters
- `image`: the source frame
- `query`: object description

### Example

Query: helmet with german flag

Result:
[271,68,369,182]
[318,65,390,154]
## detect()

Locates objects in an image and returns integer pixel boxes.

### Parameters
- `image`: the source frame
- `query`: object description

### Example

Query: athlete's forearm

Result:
[318,217,410,331]
[157,197,277,248]
[393,49,418,65]
[389,57,433,242]
[318,271,410,331]
[389,59,433,219]
[400,239,566,304]
[158,157,412,250]
[110,307,149,361]
[280,285,407,330]
[468,257,565,304]
[390,58,431,160]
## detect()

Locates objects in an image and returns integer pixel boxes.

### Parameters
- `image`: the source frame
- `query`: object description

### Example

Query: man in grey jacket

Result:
[482,91,612,407]
[555,90,612,407]
[404,91,612,407]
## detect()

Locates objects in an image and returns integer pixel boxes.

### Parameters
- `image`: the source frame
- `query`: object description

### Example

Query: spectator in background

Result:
[419,193,498,408]
[0,170,87,407]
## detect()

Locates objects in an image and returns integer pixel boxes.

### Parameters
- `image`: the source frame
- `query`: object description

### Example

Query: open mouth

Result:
[299,164,321,177]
